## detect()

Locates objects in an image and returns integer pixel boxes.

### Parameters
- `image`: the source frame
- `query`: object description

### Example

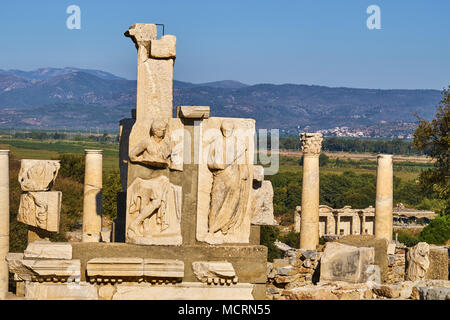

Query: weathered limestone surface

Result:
[20,259,81,279]
[0,150,9,299]
[25,282,97,300]
[82,150,103,243]
[411,280,450,300]
[337,235,389,283]
[372,281,415,299]
[86,257,185,280]
[282,282,373,300]
[177,106,210,119]
[6,253,31,281]
[320,242,376,283]
[7,254,80,281]
[299,133,322,250]
[18,159,60,192]
[414,286,450,300]
[70,243,267,286]
[406,242,430,281]
[125,23,175,121]
[374,154,393,241]
[98,283,116,300]
[426,246,449,280]
[24,241,72,260]
[192,261,237,284]
[126,176,182,245]
[144,259,184,278]
[128,118,184,171]
[252,165,264,182]
[18,191,62,232]
[87,257,143,278]
[112,282,254,300]
[196,117,255,244]
[251,180,276,226]
[150,35,176,58]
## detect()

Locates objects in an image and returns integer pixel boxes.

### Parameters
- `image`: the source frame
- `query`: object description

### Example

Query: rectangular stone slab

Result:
[112,282,254,300]
[71,243,267,284]
[25,282,97,300]
[20,259,81,279]
[24,241,72,260]
[18,191,61,232]
[143,259,184,278]
[87,257,143,277]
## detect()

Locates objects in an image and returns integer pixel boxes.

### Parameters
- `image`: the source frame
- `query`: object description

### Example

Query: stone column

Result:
[375,154,393,241]
[361,214,366,235]
[0,150,9,299]
[336,214,341,235]
[82,150,103,242]
[299,133,322,250]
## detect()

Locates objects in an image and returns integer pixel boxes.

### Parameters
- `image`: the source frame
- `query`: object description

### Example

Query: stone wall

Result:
[386,245,406,283]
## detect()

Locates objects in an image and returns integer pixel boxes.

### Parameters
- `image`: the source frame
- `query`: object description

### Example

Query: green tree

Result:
[57,154,85,183]
[319,153,329,167]
[260,226,282,262]
[413,86,450,215]
[418,214,450,245]
[103,171,122,220]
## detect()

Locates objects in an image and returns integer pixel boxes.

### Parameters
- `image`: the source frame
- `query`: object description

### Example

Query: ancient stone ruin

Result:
[0,23,448,301]
[0,23,277,300]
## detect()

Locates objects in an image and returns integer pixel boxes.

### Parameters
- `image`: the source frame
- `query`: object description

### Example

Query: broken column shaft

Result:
[374,154,393,241]
[82,150,103,242]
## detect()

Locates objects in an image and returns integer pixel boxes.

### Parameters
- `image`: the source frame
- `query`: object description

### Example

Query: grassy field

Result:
[0,138,433,180]
[276,155,431,181]
[0,138,119,172]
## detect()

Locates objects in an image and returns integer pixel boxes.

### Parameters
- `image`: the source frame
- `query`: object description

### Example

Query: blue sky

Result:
[0,0,448,89]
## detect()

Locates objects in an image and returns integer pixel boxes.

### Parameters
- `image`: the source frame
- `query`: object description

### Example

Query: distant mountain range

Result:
[0,67,443,131]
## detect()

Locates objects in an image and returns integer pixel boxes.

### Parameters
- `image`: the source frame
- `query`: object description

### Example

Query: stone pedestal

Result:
[0,150,9,299]
[374,154,393,241]
[82,150,103,242]
[299,133,322,250]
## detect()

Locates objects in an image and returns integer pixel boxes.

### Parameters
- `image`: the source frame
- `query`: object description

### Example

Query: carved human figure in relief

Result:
[129,120,171,168]
[207,120,249,236]
[126,176,181,245]
[18,192,48,229]
[406,242,430,281]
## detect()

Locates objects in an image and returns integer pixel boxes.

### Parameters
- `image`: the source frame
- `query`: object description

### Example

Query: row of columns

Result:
[0,149,103,299]
[299,133,393,250]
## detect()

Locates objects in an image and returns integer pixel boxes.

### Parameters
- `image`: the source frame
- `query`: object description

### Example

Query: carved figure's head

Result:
[150,120,167,139]
[220,120,234,138]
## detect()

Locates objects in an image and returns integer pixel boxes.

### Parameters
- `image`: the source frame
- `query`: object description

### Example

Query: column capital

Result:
[300,133,323,156]
[377,154,393,160]
[0,150,10,155]
[85,149,103,155]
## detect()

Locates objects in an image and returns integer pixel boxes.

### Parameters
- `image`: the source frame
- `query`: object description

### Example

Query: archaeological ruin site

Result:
[0,23,448,301]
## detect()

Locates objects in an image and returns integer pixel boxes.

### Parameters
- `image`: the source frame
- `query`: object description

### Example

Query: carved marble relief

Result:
[17,192,62,232]
[18,160,60,192]
[197,117,255,244]
[128,118,184,171]
[17,159,61,233]
[126,176,182,245]
[406,242,430,281]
